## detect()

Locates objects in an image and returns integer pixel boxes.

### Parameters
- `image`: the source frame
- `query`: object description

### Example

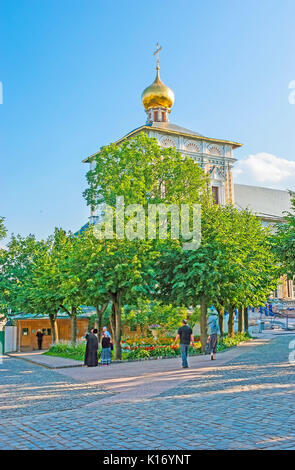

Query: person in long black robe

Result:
[84,330,98,367]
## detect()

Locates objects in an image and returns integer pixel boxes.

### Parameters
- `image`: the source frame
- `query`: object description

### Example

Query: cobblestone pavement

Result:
[0,356,110,420]
[0,334,295,450]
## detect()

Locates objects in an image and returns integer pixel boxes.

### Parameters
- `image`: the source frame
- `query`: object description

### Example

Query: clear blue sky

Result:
[1,0,295,244]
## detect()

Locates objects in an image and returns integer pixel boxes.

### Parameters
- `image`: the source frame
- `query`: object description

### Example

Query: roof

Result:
[146,121,203,137]
[234,183,293,220]
[11,306,97,321]
[83,122,242,163]
[75,221,90,235]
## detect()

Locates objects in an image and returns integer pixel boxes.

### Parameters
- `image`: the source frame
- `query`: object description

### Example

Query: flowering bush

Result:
[45,337,206,362]
[122,341,202,359]
[123,335,176,347]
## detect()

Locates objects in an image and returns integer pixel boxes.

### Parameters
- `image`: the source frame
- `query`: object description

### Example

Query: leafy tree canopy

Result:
[272,196,295,280]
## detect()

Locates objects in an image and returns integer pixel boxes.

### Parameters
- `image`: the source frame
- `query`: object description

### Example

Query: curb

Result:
[5,353,83,369]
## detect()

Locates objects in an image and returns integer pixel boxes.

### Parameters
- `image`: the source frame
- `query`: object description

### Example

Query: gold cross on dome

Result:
[153,42,162,70]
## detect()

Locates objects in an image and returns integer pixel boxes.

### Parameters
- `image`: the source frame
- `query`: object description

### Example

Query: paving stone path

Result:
[0,334,294,450]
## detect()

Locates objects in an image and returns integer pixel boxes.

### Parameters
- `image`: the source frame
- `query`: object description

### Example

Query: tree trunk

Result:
[218,307,224,337]
[238,307,244,334]
[112,293,122,360]
[228,305,235,337]
[244,307,249,333]
[110,305,116,341]
[200,296,208,352]
[71,307,77,344]
[49,312,59,344]
[96,303,108,343]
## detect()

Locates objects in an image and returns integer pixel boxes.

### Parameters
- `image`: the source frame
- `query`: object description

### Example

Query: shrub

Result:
[45,340,102,361]
[217,332,251,351]
[127,348,150,360]
[149,346,177,357]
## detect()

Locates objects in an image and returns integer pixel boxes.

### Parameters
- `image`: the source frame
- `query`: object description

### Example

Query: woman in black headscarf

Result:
[84,328,98,367]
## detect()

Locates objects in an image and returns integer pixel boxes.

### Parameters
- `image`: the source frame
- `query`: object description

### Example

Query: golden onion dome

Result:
[141,69,175,111]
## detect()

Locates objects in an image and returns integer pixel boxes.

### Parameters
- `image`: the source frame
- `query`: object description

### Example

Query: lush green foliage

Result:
[0,135,283,360]
[272,196,295,280]
[81,133,210,358]
[45,333,251,362]
[123,301,189,332]
[44,341,90,361]
[217,332,252,351]
[84,132,208,208]
[0,234,47,314]
[126,348,151,360]
[0,217,7,241]
[156,202,280,348]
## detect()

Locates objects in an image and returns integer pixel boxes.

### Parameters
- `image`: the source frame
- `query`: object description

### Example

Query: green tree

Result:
[53,229,89,344]
[272,196,295,280]
[0,217,7,241]
[216,207,280,336]
[83,133,209,358]
[27,231,67,344]
[0,217,7,315]
[84,132,208,209]
[0,234,46,316]
[88,236,156,359]
[70,228,110,342]
[156,203,279,350]
[123,301,188,333]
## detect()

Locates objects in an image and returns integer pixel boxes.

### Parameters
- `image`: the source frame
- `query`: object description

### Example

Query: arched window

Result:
[154,111,158,122]
[212,186,219,204]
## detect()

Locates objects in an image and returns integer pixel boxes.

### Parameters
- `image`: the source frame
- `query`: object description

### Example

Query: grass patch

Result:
[44,341,90,362]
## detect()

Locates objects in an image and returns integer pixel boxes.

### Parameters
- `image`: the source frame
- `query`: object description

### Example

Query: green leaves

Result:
[156,203,280,310]
[272,197,295,280]
[83,133,208,209]
[0,217,7,241]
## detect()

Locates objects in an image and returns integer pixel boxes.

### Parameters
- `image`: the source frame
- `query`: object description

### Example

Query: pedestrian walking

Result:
[101,330,112,366]
[84,329,98,367]
[174,319,194,368]
[208,306,220,360]
[36,329,44,350]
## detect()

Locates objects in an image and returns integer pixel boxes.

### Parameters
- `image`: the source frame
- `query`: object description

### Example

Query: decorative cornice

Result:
[83,125,242,163]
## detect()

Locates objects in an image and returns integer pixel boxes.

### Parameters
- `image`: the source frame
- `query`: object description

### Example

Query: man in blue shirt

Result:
[208,306,220,360]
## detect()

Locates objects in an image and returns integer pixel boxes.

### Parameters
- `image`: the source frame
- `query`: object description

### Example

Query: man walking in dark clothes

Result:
[36,329,44,350]
[84,329,98,367]
[174,319,194,368]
